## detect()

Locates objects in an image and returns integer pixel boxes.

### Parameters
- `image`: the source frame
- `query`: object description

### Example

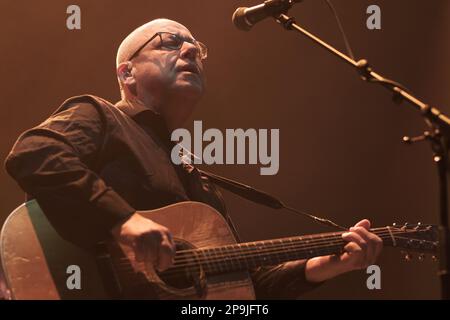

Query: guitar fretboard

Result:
[171,227,396,275]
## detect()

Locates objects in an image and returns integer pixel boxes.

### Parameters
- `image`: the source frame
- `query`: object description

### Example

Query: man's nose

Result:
[180,41,200,61]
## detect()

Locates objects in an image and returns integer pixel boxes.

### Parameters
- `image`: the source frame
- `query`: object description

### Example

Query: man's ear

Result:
[117,61,136,92]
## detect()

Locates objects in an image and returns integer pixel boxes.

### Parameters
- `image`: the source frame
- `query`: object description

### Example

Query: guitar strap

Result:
[198,169,347,231]
[197,169,285,209]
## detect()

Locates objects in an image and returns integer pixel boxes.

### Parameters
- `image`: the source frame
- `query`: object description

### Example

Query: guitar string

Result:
[142,234,434,277]
[116,227,404,263]
[116,228,431,265]
[113,242,347,286]
[169,228,426,263]
[170,230,381,265]
[113,233,434,281]
[115,229,433,269]
[113,232,435,278]
[113,234,435,286]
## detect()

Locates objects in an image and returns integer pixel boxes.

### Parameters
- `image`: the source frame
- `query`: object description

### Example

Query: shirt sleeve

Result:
[4,102,135,248]
[250,260,324,299]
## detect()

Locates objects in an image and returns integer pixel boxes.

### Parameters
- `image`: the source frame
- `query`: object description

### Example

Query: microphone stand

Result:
[270,11,450,299]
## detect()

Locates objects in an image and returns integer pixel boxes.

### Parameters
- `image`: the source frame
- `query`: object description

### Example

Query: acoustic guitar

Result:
[0,200,438,299]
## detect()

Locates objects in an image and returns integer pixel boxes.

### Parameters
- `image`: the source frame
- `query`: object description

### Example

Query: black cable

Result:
[324,1,412,95]
[324,0,355,60]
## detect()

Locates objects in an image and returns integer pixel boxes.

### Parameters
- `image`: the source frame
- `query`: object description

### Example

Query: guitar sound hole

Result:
[156,240,204,290]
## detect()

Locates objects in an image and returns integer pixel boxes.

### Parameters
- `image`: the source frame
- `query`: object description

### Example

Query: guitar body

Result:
[0,200,255,300]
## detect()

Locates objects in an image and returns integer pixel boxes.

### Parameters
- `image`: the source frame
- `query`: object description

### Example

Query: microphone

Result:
[232,0,302,31]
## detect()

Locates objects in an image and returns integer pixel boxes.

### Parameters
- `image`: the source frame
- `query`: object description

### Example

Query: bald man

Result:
[5,18,382,299]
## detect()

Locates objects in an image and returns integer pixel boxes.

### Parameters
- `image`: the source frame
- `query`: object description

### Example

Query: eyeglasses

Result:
[128,31,208,61]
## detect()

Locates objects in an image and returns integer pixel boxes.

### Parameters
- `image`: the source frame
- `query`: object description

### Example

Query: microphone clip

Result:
[263,0,302,18]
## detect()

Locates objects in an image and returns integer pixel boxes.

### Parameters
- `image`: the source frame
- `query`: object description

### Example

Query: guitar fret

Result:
[317,234,327,256]
[196,232,351,276]
[200,248,215,274]
[222,245,234,272]
[249,242,260,268]
[264,240,275,265]
[241,243,253,269]
[217,246,225,273]
[276,239,286,264]
[232,243,243,270]
[213,247,223,273]
[288,237,301,261]
[275,239,288,264]
[307,235,317,257]
[264,241,276,265]
[197,249,208,272]
[291,237,304,261]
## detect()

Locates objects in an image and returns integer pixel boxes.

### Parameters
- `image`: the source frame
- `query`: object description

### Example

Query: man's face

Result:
[131,21,206,109]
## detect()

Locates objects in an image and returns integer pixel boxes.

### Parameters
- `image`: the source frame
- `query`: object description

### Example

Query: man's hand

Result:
[303,219,383,283]
[339,219,383,271]
[111,212,176,271]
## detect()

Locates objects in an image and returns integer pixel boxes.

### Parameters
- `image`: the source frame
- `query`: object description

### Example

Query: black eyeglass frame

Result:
[127,31,208,61]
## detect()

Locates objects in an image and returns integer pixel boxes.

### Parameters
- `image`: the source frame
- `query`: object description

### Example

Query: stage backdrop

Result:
[1,0,449,299]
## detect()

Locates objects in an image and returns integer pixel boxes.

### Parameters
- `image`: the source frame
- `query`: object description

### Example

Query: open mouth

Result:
[177,64,199,75]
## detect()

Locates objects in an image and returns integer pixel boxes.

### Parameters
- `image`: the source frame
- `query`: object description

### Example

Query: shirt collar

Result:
[115,99,174,149]
[114,99,156,118]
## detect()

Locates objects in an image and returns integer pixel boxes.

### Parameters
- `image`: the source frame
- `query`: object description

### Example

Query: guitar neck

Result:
[174,227,396,275]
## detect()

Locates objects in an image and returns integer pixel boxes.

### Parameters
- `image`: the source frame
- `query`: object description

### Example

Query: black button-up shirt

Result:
[5,94,320,299]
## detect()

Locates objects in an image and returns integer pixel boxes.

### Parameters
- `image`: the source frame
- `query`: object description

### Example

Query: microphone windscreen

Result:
[232,7,252,31]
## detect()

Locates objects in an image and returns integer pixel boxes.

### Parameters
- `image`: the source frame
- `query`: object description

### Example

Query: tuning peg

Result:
[414,222,422,230]
[432,256,438,261]
[418,254,425,261]
[401,251,413,261]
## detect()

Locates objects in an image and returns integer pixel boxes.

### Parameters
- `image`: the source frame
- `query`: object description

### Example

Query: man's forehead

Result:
[116,18,194,66]
[142,21,193,38]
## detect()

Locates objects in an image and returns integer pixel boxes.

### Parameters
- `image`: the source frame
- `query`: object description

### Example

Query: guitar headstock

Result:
[389,223,438,261]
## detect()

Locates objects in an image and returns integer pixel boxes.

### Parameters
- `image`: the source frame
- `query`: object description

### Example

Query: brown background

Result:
[1,0,449,299]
